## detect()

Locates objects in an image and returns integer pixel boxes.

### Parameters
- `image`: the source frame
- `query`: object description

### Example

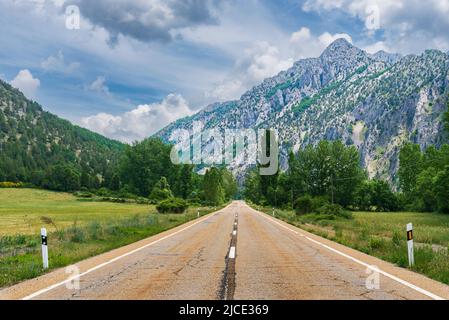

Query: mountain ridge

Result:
[156,39,449,184]
[0,78,124,184]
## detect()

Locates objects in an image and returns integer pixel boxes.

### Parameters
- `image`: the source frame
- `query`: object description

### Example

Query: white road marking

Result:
[233,230,237,236]
[253,208,445,301]
[229,247,236,259]
[22,211,222,300]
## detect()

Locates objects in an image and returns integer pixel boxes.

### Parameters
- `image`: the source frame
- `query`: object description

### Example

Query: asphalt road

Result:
[1,201,449,300]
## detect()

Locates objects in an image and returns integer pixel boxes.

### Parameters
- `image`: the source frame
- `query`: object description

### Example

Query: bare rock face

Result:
[156,39,449,185]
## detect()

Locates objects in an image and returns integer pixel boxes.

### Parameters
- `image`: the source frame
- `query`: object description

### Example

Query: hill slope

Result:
[0,79,124,184]
[157,39,449,184]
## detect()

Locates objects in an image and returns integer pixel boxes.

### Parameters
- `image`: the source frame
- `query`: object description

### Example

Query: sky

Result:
[1,0,449,143]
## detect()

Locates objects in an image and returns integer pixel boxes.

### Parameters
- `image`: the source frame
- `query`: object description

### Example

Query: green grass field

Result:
[0,188,221,288]
[253,205,449,285]
[0,189,161,235]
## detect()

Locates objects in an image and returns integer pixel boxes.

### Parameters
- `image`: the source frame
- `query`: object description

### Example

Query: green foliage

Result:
[243,168,263,204]
[42,164,80,192]
[294,195,314,215]
[354,179,400,212]
[149,177,173,201]
[398,143,449,213]
[0,182,24,188]
[0,79,123,187]
[434,166,449,213]
[289,140,364,207]
[203,167,225,205]
[156,198,189,214]
[315,203,352,219]
[398,143,423,197]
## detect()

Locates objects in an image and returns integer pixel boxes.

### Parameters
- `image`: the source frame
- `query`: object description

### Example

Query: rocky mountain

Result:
[0,79,124,183]
[157,39,449,185]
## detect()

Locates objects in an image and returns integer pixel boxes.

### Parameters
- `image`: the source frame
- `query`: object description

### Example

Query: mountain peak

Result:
[321,38,354,55]
[371,50,402,64]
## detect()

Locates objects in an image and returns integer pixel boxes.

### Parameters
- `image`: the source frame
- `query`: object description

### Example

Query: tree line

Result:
[244,139,449,214]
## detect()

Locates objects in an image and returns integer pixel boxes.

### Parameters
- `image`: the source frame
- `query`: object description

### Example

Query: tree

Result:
[398,143,423,198]
[287,141,363,207]
[243,168,262,204]
[110,173,121,191]
[149,177,173,201]
[43,164,80,192]
[370,179,399,212]
[119,138,176,196]
[413,168,438,212]
[220,168,237,201]
[434,166,449,213]
[173,165,194,199]
[203,167,225,206]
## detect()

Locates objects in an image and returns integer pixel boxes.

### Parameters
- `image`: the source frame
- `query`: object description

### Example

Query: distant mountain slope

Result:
[157,39,449,184]
[0,79,124,183]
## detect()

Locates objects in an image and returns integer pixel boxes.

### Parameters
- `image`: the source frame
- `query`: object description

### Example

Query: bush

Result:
[294,195,314,215]
[156,198,189,214]
[294,195,330,215]
[316,203,352,219]
[74,191,94,198]
[0,181,24,188]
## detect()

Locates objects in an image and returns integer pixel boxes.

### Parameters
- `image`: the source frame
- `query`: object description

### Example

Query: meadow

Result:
[254,205,449,285]
[0,188,220,288]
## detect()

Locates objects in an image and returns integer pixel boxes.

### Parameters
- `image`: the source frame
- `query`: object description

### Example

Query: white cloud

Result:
[302,0,449,53]
[245,42,294,82]
[206,80,245,101]
[81,93,194,142]
[206,41,294,101]
[363,41,392,54]
[290,27,353,59]
[10,69,41,99]
[318,32,353,47]
[41,51,80,74]
[87,76,109,95]
[206,28,354,101]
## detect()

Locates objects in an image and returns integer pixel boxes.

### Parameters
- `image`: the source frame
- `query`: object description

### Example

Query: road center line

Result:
[22,211,221,300]
[229,247,236,259]
[254,208,445,300]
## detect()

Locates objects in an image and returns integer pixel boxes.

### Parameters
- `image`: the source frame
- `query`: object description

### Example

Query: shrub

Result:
[0,181,24,188]
[156,198,189,214]
[68,225,86,243]
[294,195,314,215]
[74,191,94,198]
[316,203,352,219]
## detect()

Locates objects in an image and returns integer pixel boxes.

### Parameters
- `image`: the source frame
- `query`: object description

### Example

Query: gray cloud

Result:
[68,0,223,44]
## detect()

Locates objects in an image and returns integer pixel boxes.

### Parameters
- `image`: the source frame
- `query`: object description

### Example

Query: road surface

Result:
[1,201,449,300]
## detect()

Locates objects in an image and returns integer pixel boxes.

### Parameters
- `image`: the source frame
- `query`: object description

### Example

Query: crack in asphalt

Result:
[218,211,239,300]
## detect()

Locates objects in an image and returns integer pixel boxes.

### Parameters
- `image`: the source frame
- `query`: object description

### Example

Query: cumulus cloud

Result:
[302,0,449,53]
[41,51,80,74]
[81,93,194,142]
[206,41,294,101]
[290,27,353,59]
[87,76,110,95]
[67,0,223,45]
[206,28,354,101]
[10,69,41,100]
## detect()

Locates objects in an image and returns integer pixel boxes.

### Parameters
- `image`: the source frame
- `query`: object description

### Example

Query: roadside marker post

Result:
[41,227,49,270]
[197,209,200,218]
[406,223,414,267]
